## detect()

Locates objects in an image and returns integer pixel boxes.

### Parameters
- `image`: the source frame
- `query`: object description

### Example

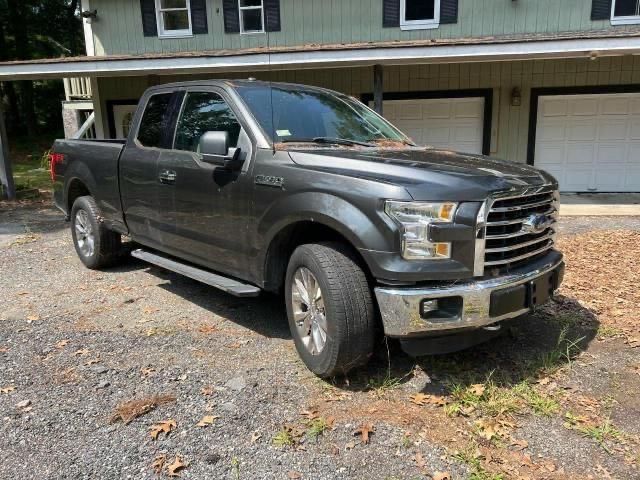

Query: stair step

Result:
[131,249,261,298]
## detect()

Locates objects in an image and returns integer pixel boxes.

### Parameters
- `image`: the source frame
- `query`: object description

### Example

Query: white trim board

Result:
[3,36,640,80]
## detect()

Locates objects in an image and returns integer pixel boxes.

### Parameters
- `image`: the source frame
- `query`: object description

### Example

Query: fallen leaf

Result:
[55,339,69,349]
[166,456,187,477]
[300,408,319,420]
[409,392,446,406]
[250,431,262,443]
[110,394,176,424]
[16,399,31,409]
[150,419,177,440]
[152,455,166,474]
[84,359,100,366]
[17,291,29,296]
[143,306,159,314]
[469,384,486,396]
[27,315,40,321]
[414,452,426,468]
[0,346,8,353]
[511,439,529,451]
[344,441,357,450]
[74,348,90,356]
[475,418,507,440]
[198,325,218,334]
[287,471,302,479]
[141,367,156,377]
[196,415,218,427]
[354,423,374,444]
[1,386,16,394]
[201,387,215,396]
[433,472,451,480]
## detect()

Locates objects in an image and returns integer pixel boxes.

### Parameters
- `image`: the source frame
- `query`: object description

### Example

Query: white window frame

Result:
[400,0,440,30]
[611,0,640,25]
[155,0,193,38]
[238,0,265,34]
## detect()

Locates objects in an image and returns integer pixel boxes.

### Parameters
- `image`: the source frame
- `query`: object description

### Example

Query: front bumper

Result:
[374,252,564,337]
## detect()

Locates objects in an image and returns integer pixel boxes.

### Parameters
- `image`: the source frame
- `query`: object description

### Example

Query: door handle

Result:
[159,170,177,185]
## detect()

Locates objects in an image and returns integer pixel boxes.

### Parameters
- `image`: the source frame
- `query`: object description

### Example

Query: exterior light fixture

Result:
[81,10,98,24]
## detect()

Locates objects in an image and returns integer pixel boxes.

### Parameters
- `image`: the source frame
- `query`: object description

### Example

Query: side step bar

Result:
[131,249,261,298]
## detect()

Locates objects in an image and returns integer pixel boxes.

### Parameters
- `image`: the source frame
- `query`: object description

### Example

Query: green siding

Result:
[97,56,640,164]
[91,0,622,56]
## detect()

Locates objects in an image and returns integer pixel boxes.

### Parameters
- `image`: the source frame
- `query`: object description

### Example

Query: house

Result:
[2,0,640,193]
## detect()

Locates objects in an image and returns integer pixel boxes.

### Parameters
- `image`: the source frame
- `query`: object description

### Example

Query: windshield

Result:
[235,84,412,147]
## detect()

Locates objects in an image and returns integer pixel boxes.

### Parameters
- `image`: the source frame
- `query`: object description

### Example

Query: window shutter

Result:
[383,0,400,27]
[140,0,157,37]
[440,0,459,24]
[223,0,241,33]
[190,0,208,34]
[264,0,281,32]
[591,0,612,20]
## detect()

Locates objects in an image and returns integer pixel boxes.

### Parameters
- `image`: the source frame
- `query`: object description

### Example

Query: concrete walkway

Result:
[560,193,640,216]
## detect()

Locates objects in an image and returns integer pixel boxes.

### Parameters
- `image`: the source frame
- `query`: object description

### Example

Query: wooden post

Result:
[373,64,384,116]
[0,101,16,200]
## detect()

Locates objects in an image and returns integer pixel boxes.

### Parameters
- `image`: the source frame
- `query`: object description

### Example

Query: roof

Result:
[2,28,640,80]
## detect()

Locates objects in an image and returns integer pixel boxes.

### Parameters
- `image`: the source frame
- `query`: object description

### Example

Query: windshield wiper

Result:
[281,137,376,147]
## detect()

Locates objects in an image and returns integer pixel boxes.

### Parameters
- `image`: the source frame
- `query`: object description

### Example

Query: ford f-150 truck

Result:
[51,80,564,377]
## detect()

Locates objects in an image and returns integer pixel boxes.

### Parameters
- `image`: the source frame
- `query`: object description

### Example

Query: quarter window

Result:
[156,0,192,37]
[239,0,265,34]
[174,92,242,153]
[400,0,440,30]
[137,93,173,148]
[612,0,640,24]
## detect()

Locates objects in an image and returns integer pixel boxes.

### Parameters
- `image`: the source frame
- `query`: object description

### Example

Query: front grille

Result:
[483,189,558,272]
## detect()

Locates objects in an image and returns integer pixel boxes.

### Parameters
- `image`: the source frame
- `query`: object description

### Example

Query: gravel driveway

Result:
[1,199,639,480]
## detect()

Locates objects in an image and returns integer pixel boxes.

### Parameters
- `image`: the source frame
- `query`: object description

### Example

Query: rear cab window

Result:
[136,93,174,148]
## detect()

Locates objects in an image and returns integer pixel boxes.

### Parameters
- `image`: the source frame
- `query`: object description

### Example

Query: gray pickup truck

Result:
[51,80,564,377]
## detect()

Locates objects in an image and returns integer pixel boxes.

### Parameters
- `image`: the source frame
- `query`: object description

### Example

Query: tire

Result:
[285,242,376,377]
[70,195,122,269]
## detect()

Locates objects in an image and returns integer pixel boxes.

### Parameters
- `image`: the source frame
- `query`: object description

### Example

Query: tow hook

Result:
[482,323,501,332]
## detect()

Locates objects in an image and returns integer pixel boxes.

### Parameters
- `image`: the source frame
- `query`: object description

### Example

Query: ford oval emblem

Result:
[521,214,551,234]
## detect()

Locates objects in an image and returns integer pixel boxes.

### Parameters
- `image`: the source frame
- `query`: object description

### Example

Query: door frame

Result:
[527,84,640,166]
[360,88,493,155]
[106,99,139,139]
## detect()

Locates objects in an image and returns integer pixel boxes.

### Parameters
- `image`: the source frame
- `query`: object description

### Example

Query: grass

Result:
[597,325,624,340]
[578,418,624,454]
[366,373,404,397]
[536,325,585,374]
[453,443,505,480]
[272,427,297,447]
[9,138,54,192]
[306,417,330,439]
[511,382,560,417]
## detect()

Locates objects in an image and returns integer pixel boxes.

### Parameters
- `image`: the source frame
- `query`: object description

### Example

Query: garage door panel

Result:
[600,97,630,115]
[535,92,640,192]
[570,99,598,116]
[568,121,597,141]
[599,119,628,141]
[380,97,485,154]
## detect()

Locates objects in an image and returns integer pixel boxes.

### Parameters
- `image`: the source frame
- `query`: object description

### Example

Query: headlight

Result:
[384,201,457,260]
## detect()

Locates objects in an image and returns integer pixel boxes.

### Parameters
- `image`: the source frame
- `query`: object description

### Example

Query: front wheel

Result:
[285,242,376,377]
[70,196,122,269]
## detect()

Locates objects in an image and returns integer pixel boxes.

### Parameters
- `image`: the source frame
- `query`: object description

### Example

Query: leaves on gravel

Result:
[432,472,451,480]
[110,394,176,424]
[409,392,446,407]
[196,415,218,427]
[150,419,177,440]
[152,455,166,474]
[0,386,16,394]
[354,423,374,444]
[166,456,187,476]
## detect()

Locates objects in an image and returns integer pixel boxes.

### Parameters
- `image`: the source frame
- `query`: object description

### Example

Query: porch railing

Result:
[72,112,96,139]
[63,77,92,101]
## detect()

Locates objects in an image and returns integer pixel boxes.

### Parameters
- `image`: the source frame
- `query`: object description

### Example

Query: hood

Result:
[288,148,556,201]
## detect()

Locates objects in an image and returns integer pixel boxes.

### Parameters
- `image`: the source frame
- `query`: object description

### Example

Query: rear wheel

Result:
[70,196,122,269]
[285,242,376,377]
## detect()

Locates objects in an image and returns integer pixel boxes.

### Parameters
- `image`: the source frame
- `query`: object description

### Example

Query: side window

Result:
[174,92,242,152]
[137,93,173,148]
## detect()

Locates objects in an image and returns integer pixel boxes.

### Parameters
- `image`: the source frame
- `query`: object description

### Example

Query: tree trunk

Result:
[68,0,80,55]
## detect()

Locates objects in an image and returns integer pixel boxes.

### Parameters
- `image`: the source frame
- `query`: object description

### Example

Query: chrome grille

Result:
[482,188,559,272]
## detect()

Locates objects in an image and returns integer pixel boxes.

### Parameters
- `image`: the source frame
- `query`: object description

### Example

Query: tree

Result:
[0,0,84,136]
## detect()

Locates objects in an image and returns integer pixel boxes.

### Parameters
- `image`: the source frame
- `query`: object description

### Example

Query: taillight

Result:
[49,152,65,181]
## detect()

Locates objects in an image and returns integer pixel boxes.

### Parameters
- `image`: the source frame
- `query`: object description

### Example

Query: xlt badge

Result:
[255,175,284,188]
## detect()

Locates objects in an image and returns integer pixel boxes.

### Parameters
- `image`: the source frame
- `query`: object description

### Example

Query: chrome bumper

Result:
[374,256,564,337]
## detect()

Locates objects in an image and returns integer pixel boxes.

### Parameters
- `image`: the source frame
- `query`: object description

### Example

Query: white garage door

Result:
[380,97,485,154]
[535,93,640,192]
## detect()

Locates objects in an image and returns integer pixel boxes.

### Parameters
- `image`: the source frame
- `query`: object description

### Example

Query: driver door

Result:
[156,89,255,277]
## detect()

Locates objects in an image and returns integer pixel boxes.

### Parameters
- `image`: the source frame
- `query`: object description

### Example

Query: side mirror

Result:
[199,131,244,171]
[200,131,229,156]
